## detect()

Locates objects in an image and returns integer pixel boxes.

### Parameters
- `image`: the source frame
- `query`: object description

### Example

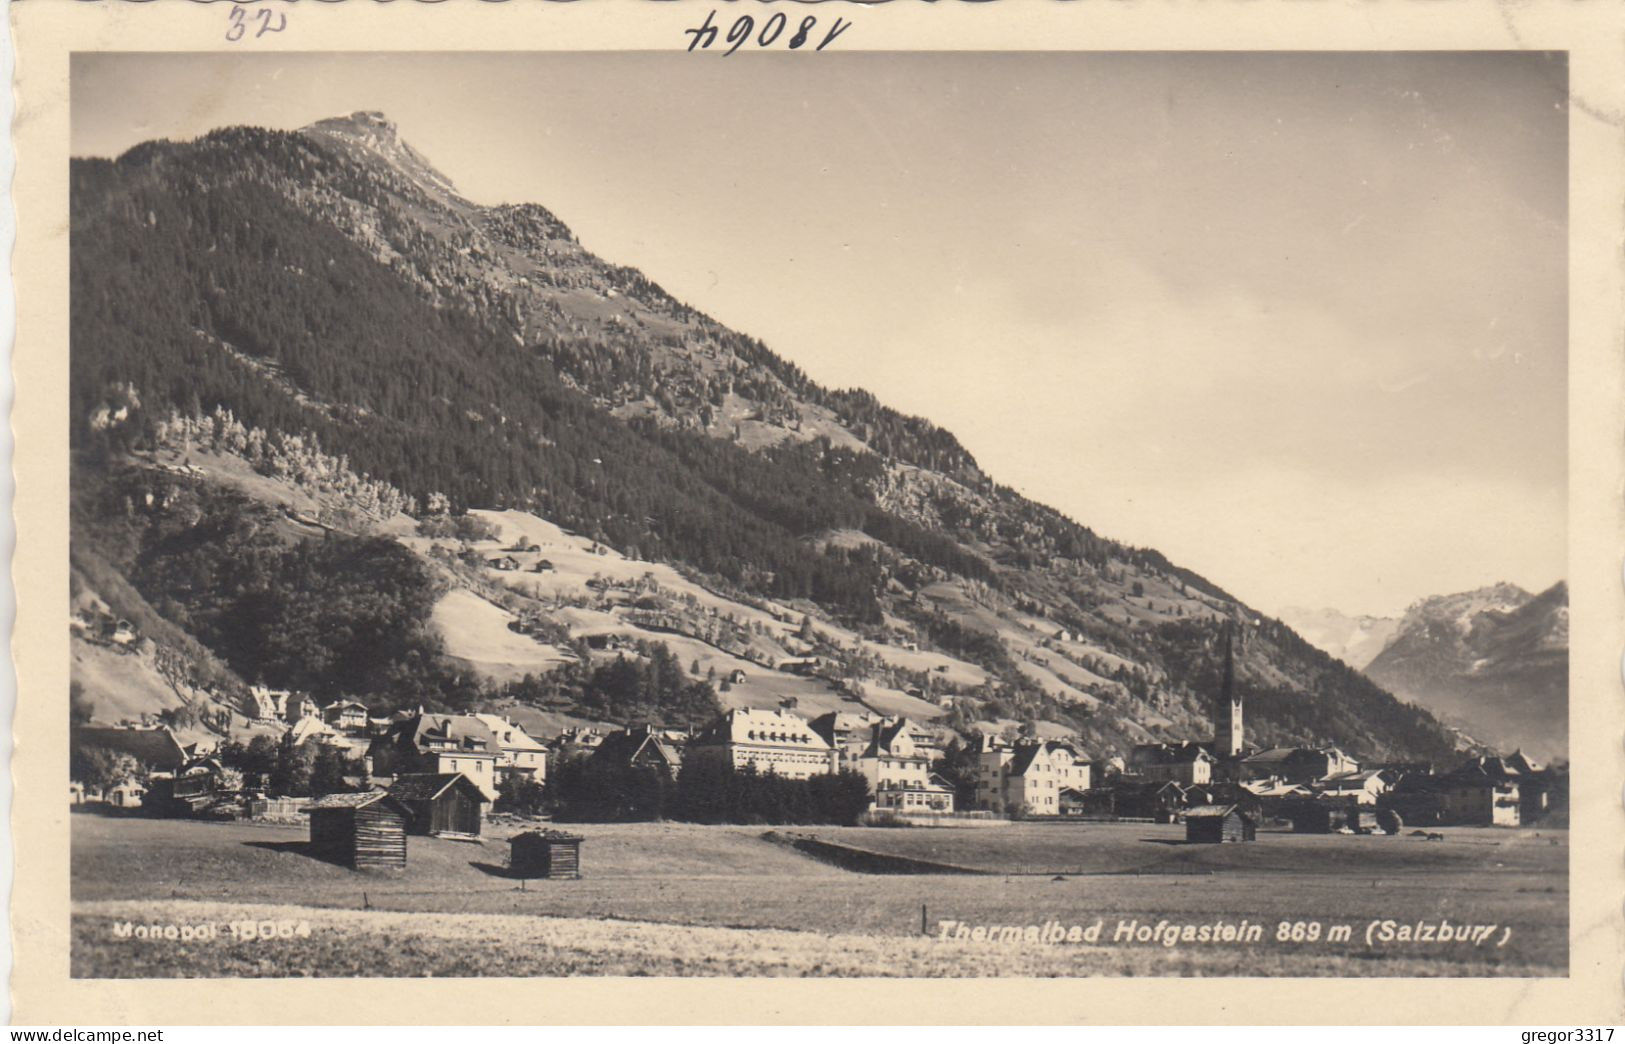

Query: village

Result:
[70,626,1564,873]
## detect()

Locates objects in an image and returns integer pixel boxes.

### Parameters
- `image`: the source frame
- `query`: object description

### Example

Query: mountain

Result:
[1362,582,1568,761]
[1275,607,1400,671]
[67,112,1464,764]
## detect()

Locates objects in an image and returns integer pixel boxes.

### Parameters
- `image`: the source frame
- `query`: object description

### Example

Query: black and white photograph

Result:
[63,49,1572,981]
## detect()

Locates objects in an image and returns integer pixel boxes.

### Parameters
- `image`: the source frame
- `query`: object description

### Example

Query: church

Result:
[1129,623,1250,783]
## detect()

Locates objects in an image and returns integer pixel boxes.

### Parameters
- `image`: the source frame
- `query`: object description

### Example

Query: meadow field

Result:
[70,814,1567,978]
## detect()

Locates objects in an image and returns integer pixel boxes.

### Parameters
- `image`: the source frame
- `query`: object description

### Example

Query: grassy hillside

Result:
[67,117,1466,761]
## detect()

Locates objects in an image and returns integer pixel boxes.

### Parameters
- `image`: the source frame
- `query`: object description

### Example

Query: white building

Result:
[687,707,838,780]
[975,738,1092,816]
[856,717,953,814]
[473,713,550,784]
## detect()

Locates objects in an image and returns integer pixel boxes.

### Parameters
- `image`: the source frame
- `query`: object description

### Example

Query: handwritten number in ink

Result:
[788,17,815,50]
[758,13,787,48]
[723,17,754,57]
[255,10,288,38]
[684,9,850,54]
[226,5,288,43]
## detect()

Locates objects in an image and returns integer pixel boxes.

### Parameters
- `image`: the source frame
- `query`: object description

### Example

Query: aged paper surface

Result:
[12,0,1625,1025]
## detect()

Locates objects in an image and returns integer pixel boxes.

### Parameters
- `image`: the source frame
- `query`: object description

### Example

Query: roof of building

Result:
[471,714,548,752]
[287,717,341,746]
[1243,780,1311,797]
[1443,773,1519,790]
[303,790,409,813]
[388,772,489,803]
[382,713,501,757]
[72,725,188,770]
[1503,750,1541,774]
[590,726,681,770]
[1133,741,1214,766]
[1111,776,1188,795]
[807,711,881,745]
[692,708,832,750]
[510,829,585,844]
[1185,803,1251,821]
[861,717,921,759]
[1318,770,1388,790]
[1453,754,1534,780]
[1005,743,1045,777]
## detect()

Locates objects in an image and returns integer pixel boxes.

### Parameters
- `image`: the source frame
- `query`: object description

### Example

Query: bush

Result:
[668,760,871,826]
[416,513,500,542]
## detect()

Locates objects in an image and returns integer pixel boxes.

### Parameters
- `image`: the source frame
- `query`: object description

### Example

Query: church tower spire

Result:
[1215,622,1244,758]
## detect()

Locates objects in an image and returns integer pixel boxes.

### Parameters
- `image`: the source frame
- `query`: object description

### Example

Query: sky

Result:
[72,52,1569,618]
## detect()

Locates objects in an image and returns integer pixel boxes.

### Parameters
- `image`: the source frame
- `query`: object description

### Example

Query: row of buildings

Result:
[74,699,965,820]
[74,643,1556,830]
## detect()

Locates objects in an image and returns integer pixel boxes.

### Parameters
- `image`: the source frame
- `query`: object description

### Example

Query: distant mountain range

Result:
[1274,607,1400,672]
[68,111,1466,764]
[1282,582,1568,761]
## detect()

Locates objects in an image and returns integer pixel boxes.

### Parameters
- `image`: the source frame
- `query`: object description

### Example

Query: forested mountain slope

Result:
[69,112,1464,763]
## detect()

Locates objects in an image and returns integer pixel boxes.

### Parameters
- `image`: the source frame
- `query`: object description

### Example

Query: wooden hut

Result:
[1184,804,1256,844]
[509,830,585,879]
[1287,799,1358,834]
[303,791,410,870]
[388,773,488,838]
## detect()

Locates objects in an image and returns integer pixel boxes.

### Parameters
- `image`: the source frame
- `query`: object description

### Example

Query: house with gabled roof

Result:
[472,713,550,783]
[808,710,882,768]
[975,737,1092,816]
[244,686,288,722]
[323,700,370,731]
[72,724,188,773]
[856,717,954,814]
[367,713,501,799]
[1439,775,1522,826]
[387,772,488,838]
[1185,803,1256,843]
[588,724,682,780]
[1443,752,1544,823]
[284,694,321,725]
[1313,769,1396,806]
[303,790,410,870]
[1129,741,1214,785]
[1240,745,1359,784]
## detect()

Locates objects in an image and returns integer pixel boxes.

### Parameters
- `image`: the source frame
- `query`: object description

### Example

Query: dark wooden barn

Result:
[1184,804,1257,844]
[303,791,410,870]
[1286,799,1359,834]
[509,830,585,879]
[388,772,488,838]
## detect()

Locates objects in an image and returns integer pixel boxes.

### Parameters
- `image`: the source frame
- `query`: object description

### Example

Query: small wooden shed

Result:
[304,791,410,870]
[509,829,584,879]
[1185,804,1257,844]
[388,772,488,838]
[1288,800,1358,834]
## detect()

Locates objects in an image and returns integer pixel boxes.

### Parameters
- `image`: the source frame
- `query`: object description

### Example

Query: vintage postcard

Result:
[9,0,1624,1026]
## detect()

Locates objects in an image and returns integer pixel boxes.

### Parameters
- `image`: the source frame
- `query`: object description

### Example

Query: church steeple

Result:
[1215,622,1244,757]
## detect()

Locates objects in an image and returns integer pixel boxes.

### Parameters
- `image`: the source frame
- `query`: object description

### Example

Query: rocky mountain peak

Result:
[302,110,460,200]
[305,110,398,140]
